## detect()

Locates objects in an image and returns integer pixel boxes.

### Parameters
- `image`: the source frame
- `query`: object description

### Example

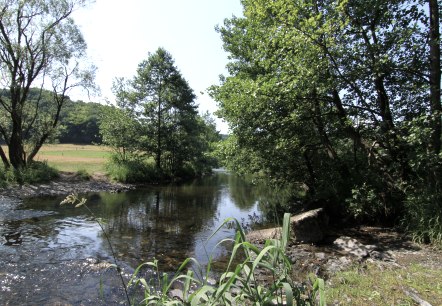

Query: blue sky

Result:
[71,0,243,133]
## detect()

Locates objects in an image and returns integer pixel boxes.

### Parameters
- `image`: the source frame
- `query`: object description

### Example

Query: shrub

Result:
[76,169,91,180]
[0,161,59,186]
[402,190,442,247]
[105,154,159,183]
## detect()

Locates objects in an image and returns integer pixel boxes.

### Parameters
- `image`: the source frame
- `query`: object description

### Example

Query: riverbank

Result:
[0,171,134,199]
[248,224,442,305]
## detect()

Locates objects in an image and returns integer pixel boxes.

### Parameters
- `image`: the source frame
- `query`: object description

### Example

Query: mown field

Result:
[2,144,112,173]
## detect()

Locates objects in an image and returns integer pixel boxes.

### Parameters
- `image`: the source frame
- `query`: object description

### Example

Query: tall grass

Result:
[105,156,159,183]
[402,191,442,247]
[129,213,325,305]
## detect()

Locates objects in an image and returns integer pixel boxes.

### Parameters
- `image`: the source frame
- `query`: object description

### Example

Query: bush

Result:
[76,169,91,180]
[0,161,59,186]
[402,190,442,247]
[105,154,160,183]
[0,166,15,187]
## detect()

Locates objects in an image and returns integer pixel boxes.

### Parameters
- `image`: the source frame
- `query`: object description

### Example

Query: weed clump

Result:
[0,161,59,186]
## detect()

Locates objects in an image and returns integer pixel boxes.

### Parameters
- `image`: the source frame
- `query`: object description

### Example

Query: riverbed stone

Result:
[333,236,369,258]
[290,208,329,243]
[0,172,134,199]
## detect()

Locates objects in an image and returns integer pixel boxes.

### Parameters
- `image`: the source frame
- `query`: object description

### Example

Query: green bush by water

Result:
[105,155,160,183]
[0,161,59,186]
[104,153,211,184]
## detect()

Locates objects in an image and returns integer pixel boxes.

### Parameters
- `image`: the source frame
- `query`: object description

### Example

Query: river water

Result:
[0,172,270,305]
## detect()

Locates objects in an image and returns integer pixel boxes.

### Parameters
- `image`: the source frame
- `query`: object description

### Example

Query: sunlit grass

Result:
[326,262,442,305]
[1,144,112,174]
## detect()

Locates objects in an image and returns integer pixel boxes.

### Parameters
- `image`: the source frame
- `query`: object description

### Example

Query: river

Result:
[0,171,270,305]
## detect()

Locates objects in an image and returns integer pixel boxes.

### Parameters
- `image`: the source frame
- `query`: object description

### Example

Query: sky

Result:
[71,0,243,134]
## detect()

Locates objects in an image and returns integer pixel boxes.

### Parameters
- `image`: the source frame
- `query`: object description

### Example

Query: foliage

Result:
[99,105,143,162]
[402,191,442,247]
[102,48,221,182]
[58,100,107,144]
[104,154,160,183]
[75,168,91,180]
[210,0,441,227]
[0,0,96,169]
[0,161,58,186]
[129,213,325,305]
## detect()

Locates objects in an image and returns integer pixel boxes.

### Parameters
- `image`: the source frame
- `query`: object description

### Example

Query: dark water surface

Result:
[0,172,266,305]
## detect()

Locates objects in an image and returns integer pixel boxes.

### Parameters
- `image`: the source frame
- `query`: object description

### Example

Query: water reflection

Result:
[12,173,267,267]
[0,172,273,304]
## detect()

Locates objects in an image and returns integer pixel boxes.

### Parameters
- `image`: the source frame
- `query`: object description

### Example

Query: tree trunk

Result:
[156,95,162,171]
[0,146,9,169]
[26,95,64,164]
[429,0,441,156]
[9,112,26,169]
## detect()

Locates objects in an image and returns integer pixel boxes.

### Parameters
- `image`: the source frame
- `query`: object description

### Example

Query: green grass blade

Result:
[282,282,294,306]
[190,285,215,306]
[281,213,291,251]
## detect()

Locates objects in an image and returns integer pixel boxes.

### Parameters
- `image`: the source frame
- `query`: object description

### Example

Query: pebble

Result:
[0,179,134,199]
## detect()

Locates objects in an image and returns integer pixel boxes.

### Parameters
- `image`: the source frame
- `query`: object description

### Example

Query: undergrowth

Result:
[76,168,91,180]
[105,156,160,183]
[402,188,442,248]
[0,161,59,186]
[326,262,442,305]
[129,213,325,305]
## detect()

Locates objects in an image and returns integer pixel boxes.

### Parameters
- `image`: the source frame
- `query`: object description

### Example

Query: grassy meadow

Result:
[2,144,112,174]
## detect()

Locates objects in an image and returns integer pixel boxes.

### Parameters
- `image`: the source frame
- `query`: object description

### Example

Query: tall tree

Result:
[99,104,142,161]
[0,0,95,169]
[113,48,199,173]
[135,48,197,171]
[212,0,435,220]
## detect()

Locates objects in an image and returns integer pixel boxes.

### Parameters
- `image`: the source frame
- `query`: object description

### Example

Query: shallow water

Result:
[0,172,266,305]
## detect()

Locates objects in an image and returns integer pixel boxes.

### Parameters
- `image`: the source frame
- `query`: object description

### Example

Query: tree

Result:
[211,0,437,221]
[99,104,142,161]
[428,0,441,190]
[58,100,105,144]
[0,0,95,169]
[114,48,198,172]
[107,48,221,179]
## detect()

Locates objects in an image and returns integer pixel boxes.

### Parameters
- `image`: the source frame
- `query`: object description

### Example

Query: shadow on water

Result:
[0,172,277,305]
